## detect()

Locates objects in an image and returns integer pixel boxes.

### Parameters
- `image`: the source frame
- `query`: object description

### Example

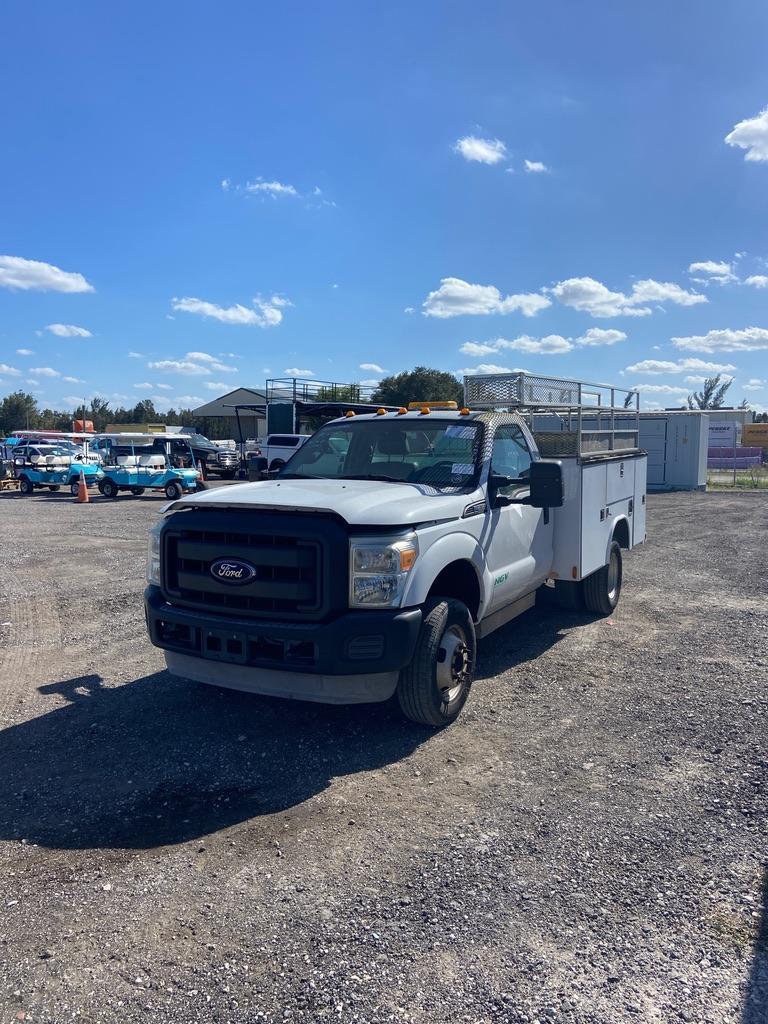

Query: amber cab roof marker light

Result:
[407,400,458,411]
[396,407,408,415]
[376,408,387,415]
[460,407,471,416]
[345,410,356,418]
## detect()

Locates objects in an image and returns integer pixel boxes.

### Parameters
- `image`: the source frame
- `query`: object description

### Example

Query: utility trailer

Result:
[145,373,647,727]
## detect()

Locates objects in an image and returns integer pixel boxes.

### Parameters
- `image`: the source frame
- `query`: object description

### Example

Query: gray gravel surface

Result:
[0,489,766,1024]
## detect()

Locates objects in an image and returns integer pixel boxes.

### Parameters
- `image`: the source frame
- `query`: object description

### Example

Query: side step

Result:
[476,590,536,639]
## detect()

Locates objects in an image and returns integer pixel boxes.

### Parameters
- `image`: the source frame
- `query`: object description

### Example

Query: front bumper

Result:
[144,585,422,677]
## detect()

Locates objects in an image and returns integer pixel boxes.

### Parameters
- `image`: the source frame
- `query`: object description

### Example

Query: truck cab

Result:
[145,374,647,727]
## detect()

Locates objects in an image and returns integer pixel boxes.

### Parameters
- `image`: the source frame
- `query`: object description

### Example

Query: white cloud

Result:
[128,351,142,358]
[29,366,61,377]
[688,260,737,286]
[174,395,203,405]
[156,383,172,390]
[133,383,154,390]
[25,378,40,386]
[171,294,289,328]
[204,381,229,391]
[403,306,415,314]
[454,136,507,164]
[16,348,33,356]
[504,334,572,354]
[61,396,88,408]
[745,275,768,288]
[672,327,768,353]
[459,363,516,376]
[550,276,705,317]
[629,383,690,394]
[743,378,765,391]
[423,277,551,318]
[245,179,299,197]
[625,357,736,374]
[460,341,501,357]
[62,375,84,383]
[460,335,573,356]
[284,367,314,377]
[725,106,768,162]
[683,376,709,385]
[0,363,21,376]
[524,160,549,173]
[360,362,385,373]
[148,351,238,376]
[45,323,92,338]
[576,328,627,347]
[358,378,381,388]
[0,255,94,293]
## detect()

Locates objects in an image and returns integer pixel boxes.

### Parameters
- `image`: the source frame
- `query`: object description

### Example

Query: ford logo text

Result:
[210,558,257,585]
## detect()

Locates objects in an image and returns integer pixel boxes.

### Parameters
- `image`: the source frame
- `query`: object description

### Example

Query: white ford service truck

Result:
[145,373,647,727]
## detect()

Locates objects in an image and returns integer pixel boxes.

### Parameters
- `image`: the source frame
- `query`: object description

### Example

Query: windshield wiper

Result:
[277,472,322,479]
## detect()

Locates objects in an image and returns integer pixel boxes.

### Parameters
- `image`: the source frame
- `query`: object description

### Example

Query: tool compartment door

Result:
[632,456,647,545]
[580,461,609,578]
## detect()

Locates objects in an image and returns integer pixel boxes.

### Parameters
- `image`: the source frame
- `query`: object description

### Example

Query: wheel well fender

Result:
[403,532,485,621]
[611,516,630,551]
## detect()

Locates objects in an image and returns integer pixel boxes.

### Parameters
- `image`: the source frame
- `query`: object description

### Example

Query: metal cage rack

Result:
[464,372,641,458]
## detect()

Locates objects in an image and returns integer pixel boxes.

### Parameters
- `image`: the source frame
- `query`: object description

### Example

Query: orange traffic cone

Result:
[75,468,89,503]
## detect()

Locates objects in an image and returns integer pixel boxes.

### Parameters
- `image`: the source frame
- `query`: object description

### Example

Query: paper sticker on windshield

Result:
[451,463,474,476]
[445,425,475,439]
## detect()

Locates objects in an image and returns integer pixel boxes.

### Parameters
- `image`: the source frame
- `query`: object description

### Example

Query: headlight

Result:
[147,522,163,585]
[349,536,418,608]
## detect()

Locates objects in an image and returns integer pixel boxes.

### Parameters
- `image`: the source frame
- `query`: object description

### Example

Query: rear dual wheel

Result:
[583,541,622,615]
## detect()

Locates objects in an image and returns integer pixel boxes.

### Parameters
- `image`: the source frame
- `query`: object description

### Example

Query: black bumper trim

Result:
[145,586,421,676]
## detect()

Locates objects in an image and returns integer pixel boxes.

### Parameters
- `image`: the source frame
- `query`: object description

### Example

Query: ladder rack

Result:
[464,372,641,458]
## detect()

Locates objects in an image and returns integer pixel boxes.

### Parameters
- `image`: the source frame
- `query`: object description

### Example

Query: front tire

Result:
[583,541,622,615]
[164,480,182,500]
[131,487,145,496]
[19,476,33,496]
[101,478,119,499]
[396,597,475,727]
[69,479,81,496]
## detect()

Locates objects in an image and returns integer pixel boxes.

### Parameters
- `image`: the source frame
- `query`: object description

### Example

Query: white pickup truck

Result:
[145,373,646,727]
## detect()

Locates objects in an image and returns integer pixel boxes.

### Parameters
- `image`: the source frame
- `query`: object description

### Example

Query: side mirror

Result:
[528,460,564,508]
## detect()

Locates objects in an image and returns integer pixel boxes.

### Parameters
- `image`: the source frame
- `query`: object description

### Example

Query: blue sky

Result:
[1,0,767,414]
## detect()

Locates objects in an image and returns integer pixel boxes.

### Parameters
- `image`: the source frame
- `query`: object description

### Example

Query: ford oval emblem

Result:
[210,558,257,585]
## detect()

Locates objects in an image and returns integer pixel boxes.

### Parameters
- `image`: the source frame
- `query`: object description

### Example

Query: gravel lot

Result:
[0,488,766,1024]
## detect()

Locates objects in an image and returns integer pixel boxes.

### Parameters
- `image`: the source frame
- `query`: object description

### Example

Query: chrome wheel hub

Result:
[436,624,471,703]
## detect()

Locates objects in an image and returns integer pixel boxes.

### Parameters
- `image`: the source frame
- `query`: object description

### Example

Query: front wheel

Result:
[396,597,476,727]
[583,541,623,615]
[19,476,34,496]
[101,478,119,499]
[131,487,145,496]
[69,479,81,496]
[164,480,183,500]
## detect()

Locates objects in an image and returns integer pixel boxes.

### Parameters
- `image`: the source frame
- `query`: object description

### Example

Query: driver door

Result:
[484,424,552,612]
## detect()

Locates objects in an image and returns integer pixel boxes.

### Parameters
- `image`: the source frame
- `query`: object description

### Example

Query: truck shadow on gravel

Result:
[0,672,432,850]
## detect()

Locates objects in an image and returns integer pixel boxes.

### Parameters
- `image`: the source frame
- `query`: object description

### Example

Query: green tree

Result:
[371,366,463,407]
[0,391,40,433]
[87,396,112,431]
[687,374,733,409]
[130,398,159,422]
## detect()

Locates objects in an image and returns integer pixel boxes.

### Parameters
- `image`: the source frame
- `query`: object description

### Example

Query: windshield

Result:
[186,434,217,450]
[280,418,482,491]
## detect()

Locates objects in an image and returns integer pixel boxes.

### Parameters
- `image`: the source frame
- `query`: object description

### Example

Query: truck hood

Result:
[170,477,475,527]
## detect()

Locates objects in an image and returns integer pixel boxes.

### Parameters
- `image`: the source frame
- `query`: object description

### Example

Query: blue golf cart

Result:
[12,439,104,496]
[92,432,200,499]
